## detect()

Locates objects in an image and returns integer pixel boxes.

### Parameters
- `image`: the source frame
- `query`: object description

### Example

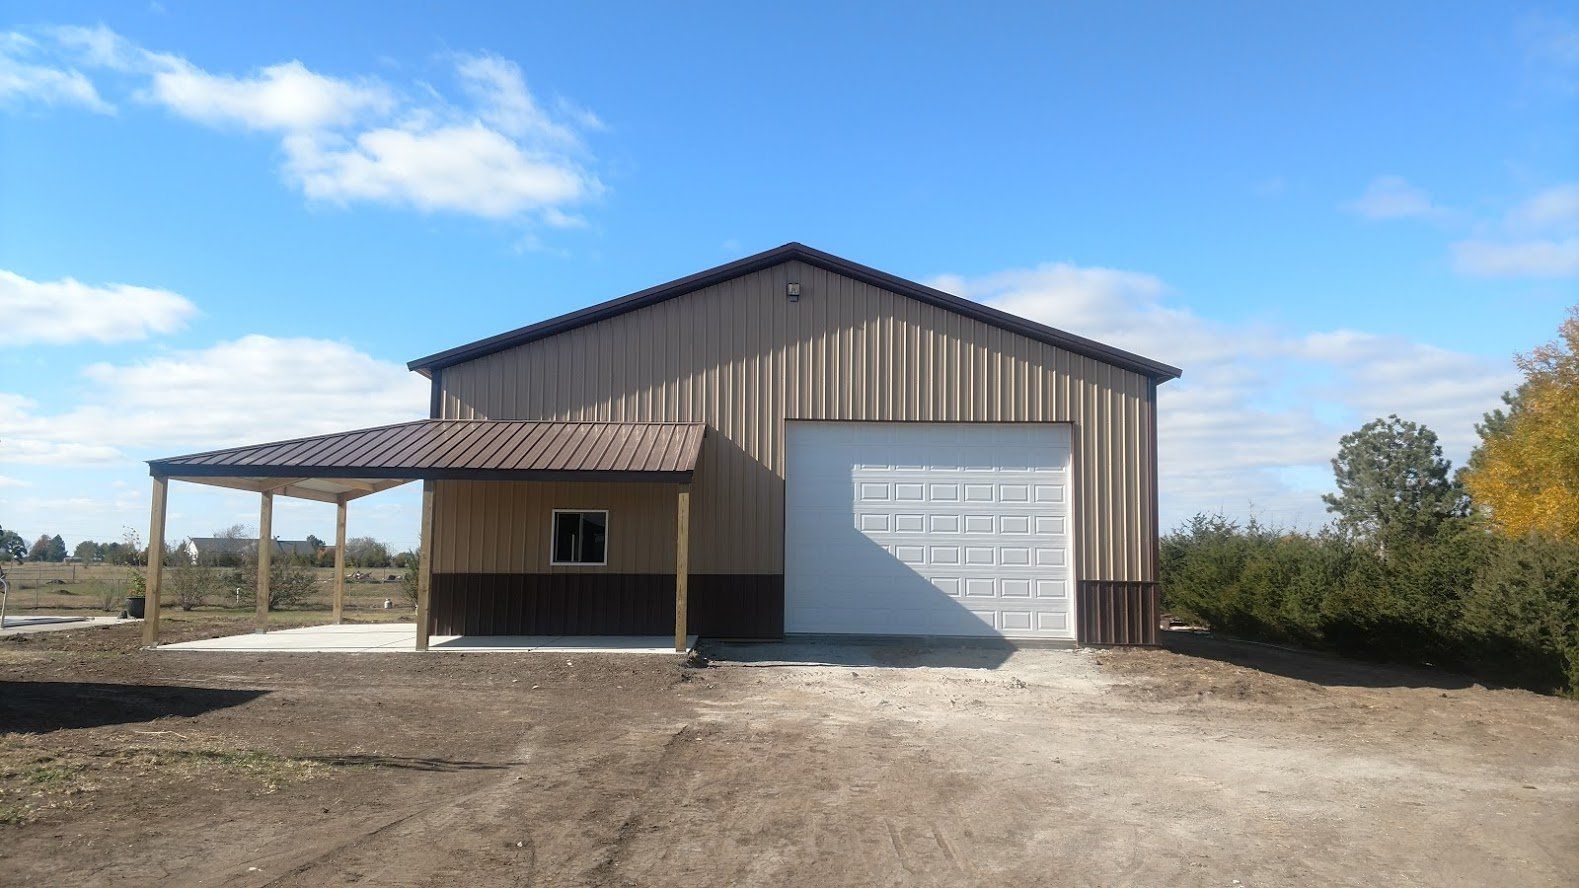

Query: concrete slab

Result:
[158,623,693,654]
[430,634,696,653]
[0,615,131,638]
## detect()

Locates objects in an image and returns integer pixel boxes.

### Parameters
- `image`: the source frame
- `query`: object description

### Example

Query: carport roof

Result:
[147,419,706,499]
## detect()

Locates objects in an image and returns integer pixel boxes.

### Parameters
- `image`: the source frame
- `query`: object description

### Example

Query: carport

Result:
[143,419,705,651]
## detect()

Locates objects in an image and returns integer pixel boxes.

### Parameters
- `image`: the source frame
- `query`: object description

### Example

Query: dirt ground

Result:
[2,621,1575,887]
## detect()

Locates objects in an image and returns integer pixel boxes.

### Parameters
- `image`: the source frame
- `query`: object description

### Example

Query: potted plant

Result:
[125,569,147,619]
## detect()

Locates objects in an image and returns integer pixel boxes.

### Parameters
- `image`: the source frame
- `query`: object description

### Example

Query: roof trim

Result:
[157,465,696,484]
[406,242,1183,381]
[148,419,706,484]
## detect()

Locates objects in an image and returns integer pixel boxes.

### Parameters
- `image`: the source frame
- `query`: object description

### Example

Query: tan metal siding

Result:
[432,481,677,574]
[435,259,1158,581]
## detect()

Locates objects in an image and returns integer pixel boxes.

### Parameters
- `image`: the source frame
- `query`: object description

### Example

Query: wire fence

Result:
[0,563,136,612]
[0,561,409,615]
[1,563,127,589]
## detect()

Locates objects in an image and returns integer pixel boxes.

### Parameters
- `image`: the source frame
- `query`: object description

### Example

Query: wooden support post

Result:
[332,496,347,624]
[414,480,435,651]
[675,484,691,653]
[143,475,168,647]
[256,490,273,633]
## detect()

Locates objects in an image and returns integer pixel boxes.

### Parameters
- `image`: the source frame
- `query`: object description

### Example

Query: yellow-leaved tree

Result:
[1462,308,1579,541]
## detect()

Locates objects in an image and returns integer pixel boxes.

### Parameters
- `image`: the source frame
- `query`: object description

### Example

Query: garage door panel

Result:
[999,514,1031,535]
[962,577,995,598]
[857,513,892,533]
[785,421,1076,640]
[1035,547,1066,566]
[1038,612,1070,632]
[1034,484,1066,503]
[1036,578,1070,598]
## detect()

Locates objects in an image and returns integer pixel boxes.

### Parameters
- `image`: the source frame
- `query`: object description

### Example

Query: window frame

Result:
[548,508,610,567]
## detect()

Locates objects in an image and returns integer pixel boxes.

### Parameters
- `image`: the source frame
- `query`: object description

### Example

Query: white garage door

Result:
[784,422,1075,639]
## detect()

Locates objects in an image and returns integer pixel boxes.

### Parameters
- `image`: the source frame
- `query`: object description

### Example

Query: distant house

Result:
[181,537,318,564]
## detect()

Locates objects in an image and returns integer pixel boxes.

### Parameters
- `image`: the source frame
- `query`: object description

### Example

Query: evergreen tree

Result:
[1323,415,1466,539]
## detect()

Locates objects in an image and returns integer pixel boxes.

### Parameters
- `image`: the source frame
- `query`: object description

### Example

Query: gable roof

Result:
[185,538,318,557]
[407,242,1183,381]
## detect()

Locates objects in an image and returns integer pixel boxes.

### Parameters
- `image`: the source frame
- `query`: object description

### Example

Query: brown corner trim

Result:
[1076,580,1160,646]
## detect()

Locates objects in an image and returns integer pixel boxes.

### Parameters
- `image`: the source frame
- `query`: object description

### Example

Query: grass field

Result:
[0,562,413,624]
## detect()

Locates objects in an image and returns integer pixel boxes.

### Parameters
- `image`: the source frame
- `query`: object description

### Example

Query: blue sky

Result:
[2,1,1575,551]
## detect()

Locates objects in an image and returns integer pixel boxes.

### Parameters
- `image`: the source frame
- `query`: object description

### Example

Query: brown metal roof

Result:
[148,420,706,483]
[407,242,1183,382]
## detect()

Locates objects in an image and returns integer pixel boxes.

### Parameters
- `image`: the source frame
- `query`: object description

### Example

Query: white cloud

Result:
[0,32,112,113]
[454,53,577,146]
[935,263,1269,369]
[1505,182,1579,233]
[1344,175,1448,221]
[0,268,197,345]
[1344,179,1579,279]
[283,123,594,218]
[145,57,392,132]
[1451,237,1579,277]
[1518,13,1579,93]
[934,263,1516,529]
[1443,183,1579,278]
[1293,331,1512,456]
[6,25,602,224]
[0,335,429,466]
[270,54,598,217]
[47,23,143,71]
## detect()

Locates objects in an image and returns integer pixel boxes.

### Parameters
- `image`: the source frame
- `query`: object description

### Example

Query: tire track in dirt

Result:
[166,754,538,887]
[180,719,699,888]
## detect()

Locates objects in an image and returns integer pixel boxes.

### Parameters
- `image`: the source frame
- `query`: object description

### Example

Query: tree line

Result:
[1161,309,1579,695]
[196,524,418,569]
[156,526,422,612]
[0,523,416,569]
[0,530,143,565]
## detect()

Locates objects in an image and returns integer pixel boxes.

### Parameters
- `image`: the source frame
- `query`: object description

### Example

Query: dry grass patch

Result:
[0,735,342,825]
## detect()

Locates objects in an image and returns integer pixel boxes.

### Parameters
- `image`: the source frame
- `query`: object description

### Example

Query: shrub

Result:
[1161,515,1350,647]
[1160,514,1579,695]
[79,578,125,613]
[1460,535,1579,693]
[401,560,419,606]
[222,561,318,610]
[1319,522,1489,665]
[164,565,211,611]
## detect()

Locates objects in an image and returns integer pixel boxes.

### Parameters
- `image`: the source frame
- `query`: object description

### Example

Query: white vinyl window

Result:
[550,510,608,566]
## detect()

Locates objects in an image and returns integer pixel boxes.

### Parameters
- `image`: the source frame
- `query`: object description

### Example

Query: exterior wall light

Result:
[787,282,801,302]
